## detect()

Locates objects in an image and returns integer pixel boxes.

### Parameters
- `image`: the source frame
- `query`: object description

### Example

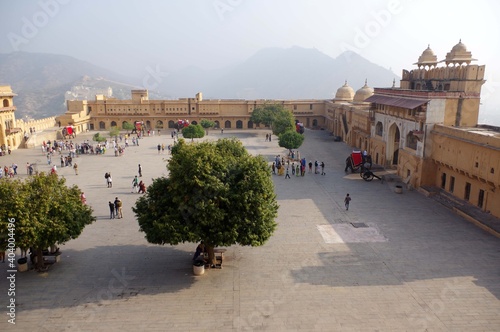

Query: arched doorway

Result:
[312,119,318,128]
[387,123,400,166]
[156,120,164,129]
[236,120,243,129]
[191,120,198,125]
[110,121,117,127]
[146,120,151,129]
[224,120,231,129]
[168,120,175,128]
[248,120,254,129]
[99,121,105,129]
[3,99,9,107]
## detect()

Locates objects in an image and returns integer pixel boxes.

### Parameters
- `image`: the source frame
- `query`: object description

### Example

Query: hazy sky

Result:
[1,0,500,123]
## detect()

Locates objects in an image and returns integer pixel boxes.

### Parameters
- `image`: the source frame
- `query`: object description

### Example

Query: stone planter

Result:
[18,258,28,272]
[394,185,403,194]
[193,260,205,276]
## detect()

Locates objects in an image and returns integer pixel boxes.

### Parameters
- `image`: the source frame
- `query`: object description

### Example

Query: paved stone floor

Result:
[1,129,499,331]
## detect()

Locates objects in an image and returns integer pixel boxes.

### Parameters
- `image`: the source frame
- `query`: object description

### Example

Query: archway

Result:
[168,120,175,128]
[156,120,163,129]
[3,99,9,107]
[375,121,383,136]
[191,120,198,125]
[214,120,220,129]
[99,121,105,129]
[312,119,318,128]
[387,123,400,166]
[224,120,231,129]
[248,120,254,129]
[146,120,151,129]
[110,121,117,127]
[236,120,243,129]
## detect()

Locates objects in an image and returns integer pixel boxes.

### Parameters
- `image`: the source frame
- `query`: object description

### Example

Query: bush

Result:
[193,260,205,267]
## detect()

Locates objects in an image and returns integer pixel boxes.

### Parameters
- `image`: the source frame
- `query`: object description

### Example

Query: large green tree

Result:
[0,174,95,270]
[250,104,295,136]
[109,126,120,139]
[200,119,215,135]
[278,130,305,150]
[182,124,205,139]
[122,121,134,133]
[133,138,278,265]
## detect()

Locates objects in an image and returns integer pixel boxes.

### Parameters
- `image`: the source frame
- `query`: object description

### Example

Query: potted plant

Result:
[17,257,28,272]
[193,259,205,276]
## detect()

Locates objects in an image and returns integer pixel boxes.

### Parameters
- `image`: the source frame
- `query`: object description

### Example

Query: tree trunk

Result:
[35,248,44,271]
[205,244,216,266]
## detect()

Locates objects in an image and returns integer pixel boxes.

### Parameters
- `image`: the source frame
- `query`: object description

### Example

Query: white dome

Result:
[335,81,354,101]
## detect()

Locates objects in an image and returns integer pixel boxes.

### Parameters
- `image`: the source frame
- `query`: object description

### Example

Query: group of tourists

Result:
[108,197,123,219]
[272,155,326,179]
[0,164,17,178]
[0,144,12,156]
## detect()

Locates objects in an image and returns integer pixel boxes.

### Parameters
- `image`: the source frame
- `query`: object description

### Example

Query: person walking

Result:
[108,201,115,219]
[73,162,78,175]
[344,194,352,211]
[285,167,291,179]
[80,192,87,205]
[157,144,161,154]
[114,197,123,219]
[308,161,312,173]
[107,172,113,188]
[138,180,146,194]
[132,175,139,193]
[321,162,326,175]
[138,164,142,177]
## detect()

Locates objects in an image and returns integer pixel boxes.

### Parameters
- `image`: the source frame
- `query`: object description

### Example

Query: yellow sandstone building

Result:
[4,41,500,219]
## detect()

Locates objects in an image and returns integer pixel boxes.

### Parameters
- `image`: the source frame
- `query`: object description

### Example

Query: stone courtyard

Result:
[1,128,499,331]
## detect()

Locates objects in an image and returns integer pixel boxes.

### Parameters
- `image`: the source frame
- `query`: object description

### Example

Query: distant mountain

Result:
[0,52,143,119]
[158,46,399,99]
[0,48,399,119]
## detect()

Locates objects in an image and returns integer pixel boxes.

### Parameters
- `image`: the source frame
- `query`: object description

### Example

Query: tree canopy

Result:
[0,174,95,269]
[93,132,106,142]
[200,119,215,134]
[133,138,278,263]
[182,124,205,139]
[122,121,134,133]
[250,104,295,136]
[278,130,305,150]
[109,126,120,138]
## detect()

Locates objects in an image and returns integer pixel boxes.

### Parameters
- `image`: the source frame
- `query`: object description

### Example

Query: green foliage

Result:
[182,124,205,139]
[109,126,120,138]
[133,138,278,248]
[93,132,107,142]
[250,104,295,136]
[272,110,295,136]
[122,122,134,133]
[200,119,215,131]
[0,174,95,258]
[278,130,305,150]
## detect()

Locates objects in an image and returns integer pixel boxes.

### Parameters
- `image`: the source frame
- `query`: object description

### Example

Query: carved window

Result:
[375,122,383,136]
[406,132,418,150]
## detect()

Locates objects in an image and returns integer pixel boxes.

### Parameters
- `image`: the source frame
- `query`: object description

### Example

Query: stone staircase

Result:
[22,127,60,149]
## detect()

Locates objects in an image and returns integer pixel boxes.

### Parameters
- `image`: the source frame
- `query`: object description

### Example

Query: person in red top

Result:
[138,181,146,194]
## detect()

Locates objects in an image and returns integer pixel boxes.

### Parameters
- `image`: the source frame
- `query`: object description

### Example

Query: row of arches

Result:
[97,120,262,130]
